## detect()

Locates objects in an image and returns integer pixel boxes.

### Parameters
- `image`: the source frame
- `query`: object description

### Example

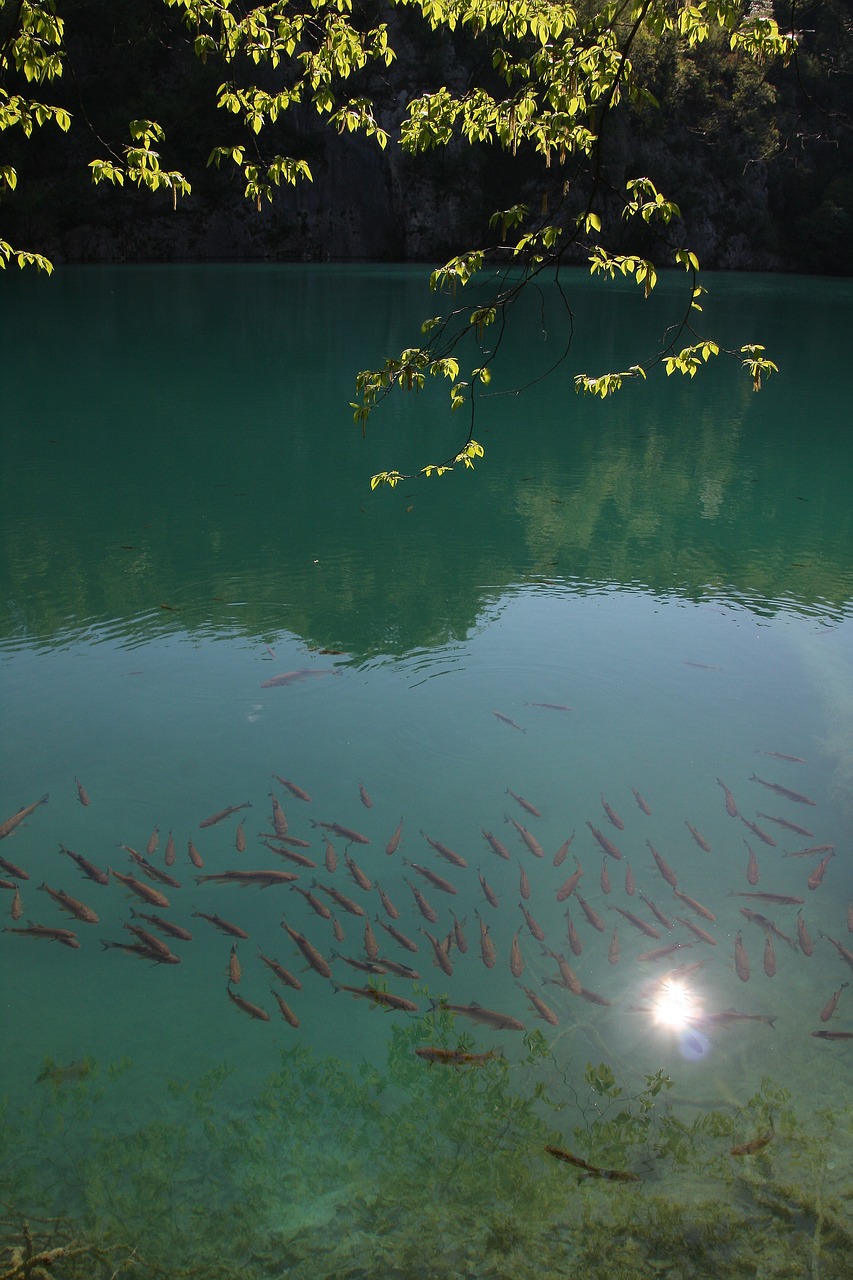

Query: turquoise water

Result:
[1,265,852,1277]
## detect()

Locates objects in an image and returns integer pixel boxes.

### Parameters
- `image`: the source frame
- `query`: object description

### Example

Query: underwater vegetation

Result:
[2,1007,852,1280]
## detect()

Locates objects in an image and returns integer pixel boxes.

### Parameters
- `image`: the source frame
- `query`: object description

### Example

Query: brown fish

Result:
[820,981,848,1022]
[647,841,677,888]
[0,793,49,842]
[257,951,303,989]
[75,778,90,807]
[811,1030,853,1040]
[344,849,372,892]
[199,802,251,828]
[482,829,511,861]
[575,893,605,933]
[673,888,716,922]
[146,826,160,856]
[406,879,438,924]
[102,935,174,962]
[600,795,624,831]
[270,792,288,839]
[311,820,370,845]
[785,844,835,858]
[796,911,813,957]
[519,901,546,941]
[822,933,853,972]
[377,957,420,981]
[5,921,79,948]
[10,883,23,920]
[385,818,403,856]
[565,910,583,955]
[322,837,337,874]
[676,916,716,946]
[734,931,750,982]
[587,821,622,860]
[749,774,816,806]
[262,842,317,870]
[757,750,805,763]
[110,868,170,909]
[129,908,192,942]
[730,1132,774,1157]
[164,830,176,866]
[58,844,109,886]
[505,814,545,859]
[519,984,558,1026]
[0,852,29,880]
[376,881,399,920]
[362,916,380,962]
[37,883,98,924]
[192,911,249,939]
[807,851,834,890]
[281,919,333,978]
[493,710,525,733]
[270,988,300,1026]
[422,927,454,976]
[415,1047,501,1066]
[556,858,584,903]
[290,885,332,918]
[625,863,636,896]
[187,839,204,869]
[600,859,612,895]
[545,1145,640,1181]
[478,868,499,909]
[510,930,524,978]
[273,775,312,803]
[433,1000,525,1031]
[358,783,373,810]
[608,926,620,965]
[451,912,468,954]
[638,892,674,931]
[757,812,813,837]
[519,863,531,900]
[717,778,739,817]
[746,844,759,885]
[260,668,337,689]
[313,880,365,917]
[685,821,710,852]
[732,892,804,905]
[507,788,541,818]
[226,985,270,1021]
[763,934,776,977]
[544,947,582,995]
[632,788,652,816]
[405,859,456,895]
[227,943,242,984]
[552,832,575,867]
[611,905,661,940]
[332,983,419,1013]
[476,912,496,969]
[375,915,419,953]
[637,942,694,962]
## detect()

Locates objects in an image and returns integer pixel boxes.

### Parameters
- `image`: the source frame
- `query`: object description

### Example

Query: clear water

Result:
[1,265,852,1278]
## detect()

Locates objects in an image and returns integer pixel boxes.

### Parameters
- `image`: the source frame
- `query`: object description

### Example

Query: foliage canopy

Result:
[0,2,818,483]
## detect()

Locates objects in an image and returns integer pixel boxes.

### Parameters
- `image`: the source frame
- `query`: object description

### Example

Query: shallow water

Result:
[1,265,852,1277]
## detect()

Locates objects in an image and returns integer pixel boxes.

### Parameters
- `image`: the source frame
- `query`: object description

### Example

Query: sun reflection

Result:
[651,979,697,1030]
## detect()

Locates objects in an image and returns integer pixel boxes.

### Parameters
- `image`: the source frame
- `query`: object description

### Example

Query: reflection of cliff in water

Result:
[1,268,851,656]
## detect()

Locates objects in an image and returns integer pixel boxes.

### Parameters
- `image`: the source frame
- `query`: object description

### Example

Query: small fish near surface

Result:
[226,984,270,1021]
[749,774,816,806]
[415,1047,502,1067]
[493,710,525,733]
[192,910,249,939]
[260,668,339,689]
[587,822,622,861]
[4,921,79,948]
[199,801,251,829]
[545,1145,640,1182]
[0,793,48,842]
[431,999,526,1032]
[730,1132,774,1157]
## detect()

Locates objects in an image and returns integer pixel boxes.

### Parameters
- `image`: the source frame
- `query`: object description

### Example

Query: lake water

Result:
[1,264,852,1278]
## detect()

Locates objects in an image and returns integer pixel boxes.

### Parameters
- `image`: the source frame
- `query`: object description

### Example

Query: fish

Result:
[475,912,496,969]
[257,951,303,989]
[676,916,716,946]
[493,710,525,733]
[362,916,380,961]
[376,882,399,920]
[10,883,23,920]
[196,869,299,889]
[36,1057,94,1086]
[555,858,583,902]
[482,829,511,861]
[313,881,365,917]
[333,983,419,1013]
[757,750,806,764]
[637,892,673,931]
[673,889,716,922]
[4,921,79,948]
[526,702,572,712]
[146,827,160,856]
[552,832,575,867]
[226,985,270,1021]
[311,820,370,845]
[821,933,853,972]
[608,927,620,965]
[405,878,438,923]
[0,793,48,842]
[600,795,624,831]
[385,818,403,856]
[75,778,90,807]
[323,838,337,874]
[691,1010,776,1030]
[730,1132,774,1157]
[281,920,333,978]
[796,911,813,957]
[685,821,710,852]
[510,930,524,978]
[587,821,622,860]
[344,849,372,892]
[734,931,750,982]
[478,869,499,909]
[110,868,170,909]
[432,1000,526,1031]
[262,842,317,869]
[121,849,182,889]
[811,1030,853,1041]
[199,802,251,828]
[269,792,288,839]
[450,912,468,954]
[415,1047,501,1066]
[375,915,419,953]
[519,863,531,900]
[260,668,338,688]
[600,859,612,895]
[192,910,249,939]
[807,851,834,890]
[124,924,180,965]
[637,942,694,963]
[820,981,848,1022]
[58,844,108,885]
[405,859,457,895]
[757,812,814,837]
[575,893,605,933]
[270,988,300,1027]
[273,775,312,803]
[333,950,386,976]
[359,783,373,810]
[519,901,545,941]
[519,984,558,1025]
[507,788,541,818]
[578,986,611,1007]
[545,1146,640,1181]
[187,840,204,870]
[746,843,759,885]
[784,844,835,858]
[164,831,176,866]
[505,815,545,859]
[749,774,816,805]
[717,778,738,817]
[543,947,582,995]
[422,927,454,976]
[260,832,312,850]
[565,910,583,955]
[331,914,345,942]
[625,864,636,897]
[763,934,777,977]
[647,841,677,888]
[37,883,98,924]
[632,788,652,816]
[731,892,804,905]
[129,908,192,942]
[378,957,420,980]
[0,853,29,880]
[610,906,661,940]
[100,937,169,962]
[739,909,797,952]
[739,816,777,847]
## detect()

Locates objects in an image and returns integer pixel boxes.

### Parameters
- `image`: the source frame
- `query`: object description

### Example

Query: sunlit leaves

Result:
[740,344,778,391]
[90,122,191,208]
[575,366,646,398]
[664,340,720,378]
